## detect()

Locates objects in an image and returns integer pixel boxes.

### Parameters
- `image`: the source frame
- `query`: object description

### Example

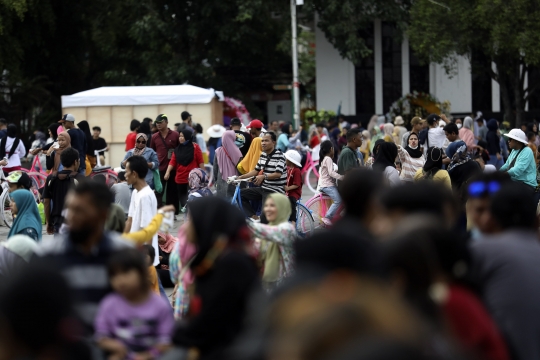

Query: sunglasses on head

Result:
[468,180,501,198]
[137,140,146,144]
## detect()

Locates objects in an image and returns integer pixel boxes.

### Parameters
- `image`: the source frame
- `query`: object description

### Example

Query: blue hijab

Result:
[8,190,42,241]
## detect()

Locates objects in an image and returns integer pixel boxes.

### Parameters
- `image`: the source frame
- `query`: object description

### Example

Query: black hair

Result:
[137,122,151,135]
[270,120,278,126]
[476,118,484,124]
[92,126,101,132]
[107,248,149,290]
[264,131,277,142]
[130,119,141,131]
[117,171,126,182]
[281,122,291,136]
[0,118,6,126]
[194,123,203,134]
[142,117,153,125]
[443,123,458,135]
[380,181,448,217]
[6,123,17,138]
[316,122,326,128]
[60,147,80,168]
[527,131,536,141]
[338,168,383,219]
[491,183,537,230]
[93,174,107,185]
[72,180,113,211]
[140,244,155,263]
[126,155,149,179]
[346,128,361,142]
[319,140,334,161]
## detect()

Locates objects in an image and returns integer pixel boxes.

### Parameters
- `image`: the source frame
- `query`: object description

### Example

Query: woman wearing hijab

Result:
[237,136,262,175]
[0,124,26,174]
[247,193,296,292]
[8,190,42,242]
[414,147,451,189]
[367,114,378,133]
[172,198,258,358]
[121,133,159,188]
[187,168,213,201]
[373,142,401,186]
[213,130,243,198]
[156,231,178,287]
[383,123,397,143]
[397,133,426,181]
[359,130,371,162]
[447,141,482,193]
[459,117,476,152]
[164,129,204,209]
[77,120,95,174]
[369,126,384,153]
[0,235,38,281]
[47,131,71,175]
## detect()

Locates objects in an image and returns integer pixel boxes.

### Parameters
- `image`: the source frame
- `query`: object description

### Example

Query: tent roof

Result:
[61,85,224,108]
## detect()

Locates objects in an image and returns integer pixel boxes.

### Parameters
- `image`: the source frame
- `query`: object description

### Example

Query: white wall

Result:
[315,21,356,115]
[267,100,292,123]
[429,56,472,113]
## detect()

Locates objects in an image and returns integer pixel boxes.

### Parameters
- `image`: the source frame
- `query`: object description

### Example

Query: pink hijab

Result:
[215,130,243,180]
[158,231,178,253]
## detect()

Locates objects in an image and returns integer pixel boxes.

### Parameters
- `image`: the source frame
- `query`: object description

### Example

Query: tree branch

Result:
[524,81,540,102]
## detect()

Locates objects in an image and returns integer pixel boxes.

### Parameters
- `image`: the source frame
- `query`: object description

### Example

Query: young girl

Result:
[95,248,174,360]
[317,140,344,226]
[141,244,160,295]
[284,150,303,225]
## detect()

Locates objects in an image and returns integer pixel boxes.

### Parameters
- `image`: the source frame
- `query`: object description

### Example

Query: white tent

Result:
[61,85,224,168]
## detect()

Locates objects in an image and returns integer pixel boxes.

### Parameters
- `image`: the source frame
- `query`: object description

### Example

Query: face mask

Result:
[409,144,418,150]
[457,123,462,129]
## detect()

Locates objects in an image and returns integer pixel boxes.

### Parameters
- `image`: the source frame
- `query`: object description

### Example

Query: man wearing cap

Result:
[246,119,265,138]
[177,111,194,134]
[230,118,252,157]
[151,114,180,212]
[500,129,538,198]
[59,114,87,175]
[425,113,449,150]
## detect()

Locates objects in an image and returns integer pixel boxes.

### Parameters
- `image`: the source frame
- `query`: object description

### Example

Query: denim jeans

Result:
[488,154,504,170]
[320,186,341,220]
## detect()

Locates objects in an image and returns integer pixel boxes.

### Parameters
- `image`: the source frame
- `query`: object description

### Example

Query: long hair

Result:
[319,140,334,162]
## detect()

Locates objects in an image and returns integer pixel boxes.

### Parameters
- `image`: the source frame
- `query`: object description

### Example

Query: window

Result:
[382,22,402,112]
[355,24,375,115]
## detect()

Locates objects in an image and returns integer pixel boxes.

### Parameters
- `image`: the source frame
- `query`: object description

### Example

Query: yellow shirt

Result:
[413,168,452,189]
[148,265,160,294]
[122,213,164,246]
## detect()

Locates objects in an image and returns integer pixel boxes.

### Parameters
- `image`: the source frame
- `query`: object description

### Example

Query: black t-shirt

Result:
[234,130,252,157]
[68,128,87,172]
[42,170,85,219]
[93,137,108,156]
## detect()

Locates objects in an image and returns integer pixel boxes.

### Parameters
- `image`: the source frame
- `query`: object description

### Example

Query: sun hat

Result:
[503,128,528,145]
[246,119,264,129]
[206,124,226,138]
[6,171,32,190]
[394,116,404,125]
[284,150,302,168]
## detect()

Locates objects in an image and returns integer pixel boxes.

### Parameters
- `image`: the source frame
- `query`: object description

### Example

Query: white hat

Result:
[394,116,404,125]
[504,128,528,145]
[206,124,226,138]
[284,150,302,167]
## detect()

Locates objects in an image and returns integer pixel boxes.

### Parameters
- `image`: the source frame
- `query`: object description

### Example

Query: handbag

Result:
[153,169,163,193]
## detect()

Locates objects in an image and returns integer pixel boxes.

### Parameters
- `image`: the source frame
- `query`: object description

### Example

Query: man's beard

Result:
[69,225,96,245]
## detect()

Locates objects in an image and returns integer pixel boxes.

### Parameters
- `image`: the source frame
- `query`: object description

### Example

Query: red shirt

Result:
[169,143,203,184]
[151,129,180,171]
[286,166,302,200]
[310,134,321,148]
[125,132,137,151]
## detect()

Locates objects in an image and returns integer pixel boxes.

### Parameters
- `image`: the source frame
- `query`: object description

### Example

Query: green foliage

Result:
[304,109,336,123]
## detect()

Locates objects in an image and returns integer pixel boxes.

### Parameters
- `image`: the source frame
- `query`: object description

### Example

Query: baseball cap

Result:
[155,114,168,123]
[181,111,192,121]
[426,114,441,125]
[6,171,32,190]
[230,118,242,126]
[246,119,264,129]
[59,114,75,123]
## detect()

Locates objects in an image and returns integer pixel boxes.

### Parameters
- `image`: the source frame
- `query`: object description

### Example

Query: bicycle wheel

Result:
[305,166,319,193]
[1,190,13,228]
[305,194,333,229]
[296,203,314,238]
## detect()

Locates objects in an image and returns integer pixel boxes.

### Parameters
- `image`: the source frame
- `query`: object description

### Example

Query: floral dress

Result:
[247,221,296,291]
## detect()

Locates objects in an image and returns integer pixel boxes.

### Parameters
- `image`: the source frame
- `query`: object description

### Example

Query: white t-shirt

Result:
[384,166,402,187]
[4,137,26,167]
[427,127,447,149]
[128,185,158,265]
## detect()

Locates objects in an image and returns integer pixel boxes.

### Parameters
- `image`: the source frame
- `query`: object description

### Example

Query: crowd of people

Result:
[0,110,539,360]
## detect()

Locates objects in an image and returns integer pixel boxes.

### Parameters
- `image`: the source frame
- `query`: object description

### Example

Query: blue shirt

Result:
[277,133,289,152]
[500,146,537,187]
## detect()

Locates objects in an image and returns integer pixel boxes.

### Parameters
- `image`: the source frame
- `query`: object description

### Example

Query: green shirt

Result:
[338,146,359,175]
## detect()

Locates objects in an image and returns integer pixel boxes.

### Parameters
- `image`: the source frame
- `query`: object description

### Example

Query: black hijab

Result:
[423,147,443,176]
[373,142,398,172]
[373,139,385,157]
[174,129,195,166]
[188,197,248,269]
[405,133,423,158]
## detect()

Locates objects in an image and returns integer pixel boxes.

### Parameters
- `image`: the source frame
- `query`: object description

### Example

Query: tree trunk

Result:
[513,63,526,128]
[497,67,515,125]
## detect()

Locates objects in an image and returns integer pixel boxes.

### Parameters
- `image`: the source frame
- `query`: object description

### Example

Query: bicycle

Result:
[301,149,320,193]
[0,169,12,227]
[88,148,118,187]
[304,191,344,229]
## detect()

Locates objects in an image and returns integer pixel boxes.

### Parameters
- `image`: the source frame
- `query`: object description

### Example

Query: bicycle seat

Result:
[92,166,111,172]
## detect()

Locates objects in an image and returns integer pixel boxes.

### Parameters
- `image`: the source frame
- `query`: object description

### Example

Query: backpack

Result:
[47,171,80,193]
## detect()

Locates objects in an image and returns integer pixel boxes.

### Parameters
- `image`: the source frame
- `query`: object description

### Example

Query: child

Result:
[95,249,174,360]
[141,244,160,295]
[318,140,344,226]
[284,150,303,225]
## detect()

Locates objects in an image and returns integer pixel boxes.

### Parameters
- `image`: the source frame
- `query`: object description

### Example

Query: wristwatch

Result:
[264,173,268,180]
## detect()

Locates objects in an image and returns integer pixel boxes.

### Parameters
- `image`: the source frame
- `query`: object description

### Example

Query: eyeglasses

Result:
[468,181,501,198]
[137,140,146,144]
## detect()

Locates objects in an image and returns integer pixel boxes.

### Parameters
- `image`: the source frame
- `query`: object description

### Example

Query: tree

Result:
[407,0,540,126]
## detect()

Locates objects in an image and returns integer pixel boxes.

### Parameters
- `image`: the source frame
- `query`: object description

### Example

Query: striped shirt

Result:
[397,146,426,181]
[255,150,286,193]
